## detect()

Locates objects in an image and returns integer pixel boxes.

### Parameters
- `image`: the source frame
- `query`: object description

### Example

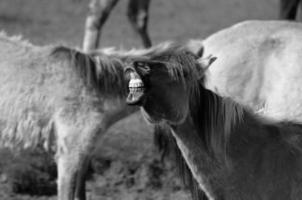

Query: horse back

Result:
[0,34,102,148]
[202,20,302,121]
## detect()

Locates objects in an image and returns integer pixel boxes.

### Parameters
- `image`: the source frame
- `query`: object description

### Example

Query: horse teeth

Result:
[129,79,144,88]
[129,87,144,93]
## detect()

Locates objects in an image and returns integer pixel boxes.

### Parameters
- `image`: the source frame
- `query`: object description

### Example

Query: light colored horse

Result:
[0,32,139,200]
[124,43,302,200]
[83,0,152,52]
[187,20,302,122]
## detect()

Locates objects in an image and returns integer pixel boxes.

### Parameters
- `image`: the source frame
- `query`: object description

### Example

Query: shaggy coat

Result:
[0,33,135,200]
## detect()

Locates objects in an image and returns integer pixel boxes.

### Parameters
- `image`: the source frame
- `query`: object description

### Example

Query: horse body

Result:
[124,42,302,200]
[196,20,302,121]
[0,33,135,200]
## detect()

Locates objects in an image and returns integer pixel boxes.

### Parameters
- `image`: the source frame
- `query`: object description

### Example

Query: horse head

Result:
[124,42,217,125]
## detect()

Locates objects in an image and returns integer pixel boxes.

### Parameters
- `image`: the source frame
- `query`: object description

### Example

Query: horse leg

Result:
[57,152,78,200]
[74,155,91,200]
[55,111,104,200]
[297,0,302,20]
[127,0,152,48]
[279,0,300,20]
[83,0,119,52]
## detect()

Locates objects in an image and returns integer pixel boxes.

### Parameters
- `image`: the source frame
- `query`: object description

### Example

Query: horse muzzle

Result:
[126,71,146,105]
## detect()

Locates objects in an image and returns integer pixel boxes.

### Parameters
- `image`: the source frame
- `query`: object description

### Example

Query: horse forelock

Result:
[51,46,127,98]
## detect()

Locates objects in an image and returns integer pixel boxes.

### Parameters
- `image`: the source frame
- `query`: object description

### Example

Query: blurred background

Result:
[0,0,279,199]
[0,0,278,47]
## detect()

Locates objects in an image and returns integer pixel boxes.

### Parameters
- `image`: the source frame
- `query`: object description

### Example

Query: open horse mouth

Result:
[126,76,146,105]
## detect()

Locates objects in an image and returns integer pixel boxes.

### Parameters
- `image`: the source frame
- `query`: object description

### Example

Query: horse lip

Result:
[126,73,146,105]
[126,88,145,105]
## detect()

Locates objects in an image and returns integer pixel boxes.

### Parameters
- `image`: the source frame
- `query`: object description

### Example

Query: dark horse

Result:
[83,0,152,52]
[124,43,302,200]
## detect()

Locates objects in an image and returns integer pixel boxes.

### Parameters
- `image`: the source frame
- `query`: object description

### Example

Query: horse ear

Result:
[197,55,217,77]
[186,39,204,58]
[196,46,204,58]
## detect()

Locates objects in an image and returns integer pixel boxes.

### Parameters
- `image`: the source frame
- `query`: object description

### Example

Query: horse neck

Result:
[167,85,250,199]
[170,111,226,199]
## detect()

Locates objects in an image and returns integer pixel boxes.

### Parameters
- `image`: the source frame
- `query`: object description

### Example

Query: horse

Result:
[83,0,152,52]
[124,42,302,200]
[186,20,302,123]
[0,32,141,200]
[92,45,209,200]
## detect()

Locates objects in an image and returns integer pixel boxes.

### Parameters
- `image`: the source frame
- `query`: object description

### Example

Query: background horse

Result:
[83,0,151,52]
[124,43,302,200]
[0,32,140,200]
[188,20,302,122]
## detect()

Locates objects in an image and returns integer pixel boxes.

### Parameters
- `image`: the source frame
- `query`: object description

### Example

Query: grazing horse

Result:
[83,0,152,52]
[0,32,140,200]
[124,43,302,200]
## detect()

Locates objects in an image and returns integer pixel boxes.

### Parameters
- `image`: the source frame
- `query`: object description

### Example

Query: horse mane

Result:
[189,81,245,156]
[51,46,127,97]
[190,78,302,158]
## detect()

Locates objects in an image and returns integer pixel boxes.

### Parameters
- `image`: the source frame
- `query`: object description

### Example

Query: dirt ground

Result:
[0,0,279,199]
